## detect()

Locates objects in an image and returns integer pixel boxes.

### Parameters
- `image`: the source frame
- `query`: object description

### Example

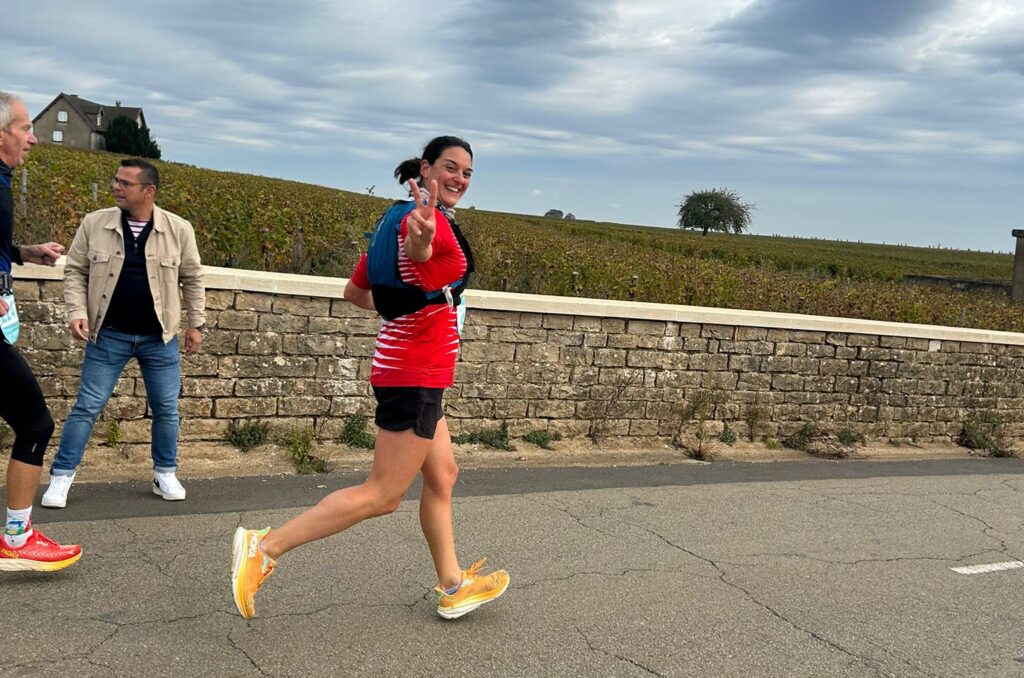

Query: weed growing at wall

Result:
[106,420,123,448]
[743,398,769,443]
[957,413,1015,457]
[225,420,270,452]
[281,428,329,474]
[340,415,375,449]
[523,430,563,450]
[452,423,515,451]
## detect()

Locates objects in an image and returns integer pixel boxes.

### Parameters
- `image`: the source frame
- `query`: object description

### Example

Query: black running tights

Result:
[0,340,54,466]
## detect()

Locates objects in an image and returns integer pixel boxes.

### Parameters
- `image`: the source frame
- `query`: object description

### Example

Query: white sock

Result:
[5,507,33,548]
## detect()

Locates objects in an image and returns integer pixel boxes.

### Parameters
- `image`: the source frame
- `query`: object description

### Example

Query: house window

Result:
[57,110,68,123]
[52,130,63,143]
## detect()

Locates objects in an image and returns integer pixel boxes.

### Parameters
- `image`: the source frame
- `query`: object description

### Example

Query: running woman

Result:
[232,136,508,619]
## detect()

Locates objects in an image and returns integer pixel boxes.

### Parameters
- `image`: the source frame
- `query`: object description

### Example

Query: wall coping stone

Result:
[18,259,1024,346]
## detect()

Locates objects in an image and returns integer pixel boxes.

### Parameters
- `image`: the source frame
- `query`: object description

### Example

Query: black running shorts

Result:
[372,386,445,440]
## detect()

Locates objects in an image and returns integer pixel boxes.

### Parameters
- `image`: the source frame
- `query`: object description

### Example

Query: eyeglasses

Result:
[110,177,152,189]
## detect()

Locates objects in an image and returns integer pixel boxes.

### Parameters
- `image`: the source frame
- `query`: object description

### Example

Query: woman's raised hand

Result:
[404,179,439,261]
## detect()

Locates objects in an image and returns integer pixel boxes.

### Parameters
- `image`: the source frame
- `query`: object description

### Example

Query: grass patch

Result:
[718,423,737,445]
[281,427,329,474]
[742,399,769,442]
[340,415,375,449]
[106,420,123,448]
[523,430,563,450]
[836,428,865,446]
[452,423,515,451]
[957,414,1015,457]
[782,423,818,452]
[225,420,270,452]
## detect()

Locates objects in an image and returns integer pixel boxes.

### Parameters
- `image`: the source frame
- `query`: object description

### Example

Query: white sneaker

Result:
[41,473,76,508]
[153,471,186,501]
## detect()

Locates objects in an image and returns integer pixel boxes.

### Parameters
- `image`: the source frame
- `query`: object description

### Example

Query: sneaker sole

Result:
[230,527,251,618]
[437,576,510,620]
[40,496,67,509]
[152,485,186,501]
[0,551,82,572]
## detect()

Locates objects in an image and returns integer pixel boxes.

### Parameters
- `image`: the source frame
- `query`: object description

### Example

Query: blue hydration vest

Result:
[365,200,474,321]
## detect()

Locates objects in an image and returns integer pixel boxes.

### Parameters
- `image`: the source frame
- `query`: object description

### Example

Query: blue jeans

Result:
[51,328,181,475]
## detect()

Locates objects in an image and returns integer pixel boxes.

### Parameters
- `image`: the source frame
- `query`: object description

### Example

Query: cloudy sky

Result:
[6,1,1023,252]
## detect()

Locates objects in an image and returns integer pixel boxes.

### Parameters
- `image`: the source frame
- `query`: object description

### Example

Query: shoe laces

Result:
[463,558,486,579]
[31,530,59,548]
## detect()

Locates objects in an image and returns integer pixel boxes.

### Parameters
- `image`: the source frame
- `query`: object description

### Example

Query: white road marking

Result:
[951,561,1024,575]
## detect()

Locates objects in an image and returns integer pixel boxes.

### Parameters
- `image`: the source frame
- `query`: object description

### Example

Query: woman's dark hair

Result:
[393,135,473,185]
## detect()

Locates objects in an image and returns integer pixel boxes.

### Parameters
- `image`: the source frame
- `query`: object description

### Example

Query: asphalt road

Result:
[3,458,1023,677]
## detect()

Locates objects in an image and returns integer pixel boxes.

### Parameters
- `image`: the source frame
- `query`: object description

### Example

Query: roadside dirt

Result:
[0,438,982,485]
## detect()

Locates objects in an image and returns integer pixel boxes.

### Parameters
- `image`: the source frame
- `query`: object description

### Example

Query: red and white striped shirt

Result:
[350,208,467,388]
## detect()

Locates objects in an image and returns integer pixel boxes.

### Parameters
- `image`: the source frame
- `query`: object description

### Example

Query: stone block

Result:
[205,289,234,310]
[182,378,235,397]
[200,330,239,355]
[701,325,735,340]
[218,355,317,378]
[445,398,494,418]
[259,314,309,333]
[547,331,585,346]
[594,349,627,367]
[279,396,331,416]
[234,292,274,312]
[461,342,514,363]
[314,357,361,380]
[216,310,259,331]
[775,343,807,357]
[283,334,341,355]
[772,374,804,391]
[180,398,213,417]
[629,320,667,336]
[234,379,283,397]
[515,343,561,364]
[238,332,283,355]
[215,397,277,417]
[272,297,331,316]
[735,327,768,341]
[607,334,640,349]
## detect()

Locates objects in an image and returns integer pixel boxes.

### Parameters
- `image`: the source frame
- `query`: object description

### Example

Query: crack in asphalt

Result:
[227,631,271,676]
[616,517,897,677]
[573,624,666,677]
[927,498,1011,556]
[730,550,1005,567]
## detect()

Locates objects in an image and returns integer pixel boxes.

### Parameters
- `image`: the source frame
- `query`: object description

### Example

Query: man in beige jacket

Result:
[42,159,205,508]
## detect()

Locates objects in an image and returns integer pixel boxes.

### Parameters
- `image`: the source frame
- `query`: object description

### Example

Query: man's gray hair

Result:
[0,91,24,130]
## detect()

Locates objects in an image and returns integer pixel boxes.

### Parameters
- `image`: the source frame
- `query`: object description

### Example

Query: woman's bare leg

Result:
[418,417,462,590]
[260,427,432,559]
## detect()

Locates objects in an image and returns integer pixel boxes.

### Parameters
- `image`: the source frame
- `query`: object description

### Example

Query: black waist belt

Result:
[0,272,11,295]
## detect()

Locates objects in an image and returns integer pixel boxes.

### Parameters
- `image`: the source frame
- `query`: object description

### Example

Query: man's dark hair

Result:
[120,158,160,191]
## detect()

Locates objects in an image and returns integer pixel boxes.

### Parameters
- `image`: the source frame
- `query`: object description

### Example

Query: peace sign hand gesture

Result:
[404,179,439,262]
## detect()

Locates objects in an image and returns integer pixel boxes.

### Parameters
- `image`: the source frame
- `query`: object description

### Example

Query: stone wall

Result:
[11,263,1024,448]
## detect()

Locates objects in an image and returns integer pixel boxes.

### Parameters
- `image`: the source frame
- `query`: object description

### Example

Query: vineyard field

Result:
[15,145,1023,333]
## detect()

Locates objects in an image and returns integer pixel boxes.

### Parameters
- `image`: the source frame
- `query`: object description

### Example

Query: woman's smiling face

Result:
[421,147,473,208]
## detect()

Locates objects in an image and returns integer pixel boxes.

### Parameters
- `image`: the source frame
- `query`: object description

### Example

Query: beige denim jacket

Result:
[64,206,206,343]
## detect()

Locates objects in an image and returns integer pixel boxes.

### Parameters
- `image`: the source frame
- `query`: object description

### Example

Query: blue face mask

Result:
[1,293,19,344]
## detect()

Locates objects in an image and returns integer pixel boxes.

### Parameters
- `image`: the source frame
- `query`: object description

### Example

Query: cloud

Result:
[3,0,1022,251]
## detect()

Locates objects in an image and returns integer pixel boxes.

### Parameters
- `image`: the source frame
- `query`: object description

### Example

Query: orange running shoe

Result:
[0,528,82,572]
[436,558,510,619]
[231,527,276,619]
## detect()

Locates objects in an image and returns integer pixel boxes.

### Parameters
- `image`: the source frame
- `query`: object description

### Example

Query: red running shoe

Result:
[0,528,82,572]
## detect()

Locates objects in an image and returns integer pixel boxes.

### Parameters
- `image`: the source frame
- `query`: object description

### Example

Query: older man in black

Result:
[0,90,80,571]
